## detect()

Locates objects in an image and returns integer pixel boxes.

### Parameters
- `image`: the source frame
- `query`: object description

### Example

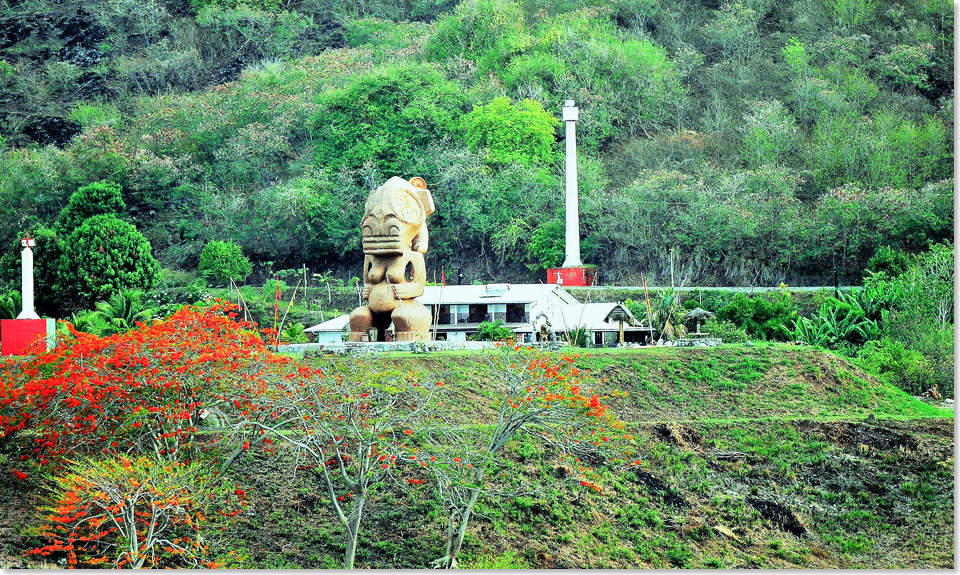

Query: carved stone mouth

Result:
[363,236,403,255]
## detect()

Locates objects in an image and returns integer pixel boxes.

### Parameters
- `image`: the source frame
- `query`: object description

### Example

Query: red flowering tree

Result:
[426,342,629,569]
[0,300,295,476]
[258,358,446,569]
[29,456,243,568]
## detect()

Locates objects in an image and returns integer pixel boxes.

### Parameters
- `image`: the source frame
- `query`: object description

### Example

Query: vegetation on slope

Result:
[0,0,953,287]
[3,343,950,569]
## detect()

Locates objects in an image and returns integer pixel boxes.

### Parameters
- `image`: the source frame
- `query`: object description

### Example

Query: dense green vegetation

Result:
[0,0,952,397]
[0,0,952,288]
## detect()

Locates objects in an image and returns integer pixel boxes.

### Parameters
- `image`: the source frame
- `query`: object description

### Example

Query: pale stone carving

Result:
[349,176,435,342]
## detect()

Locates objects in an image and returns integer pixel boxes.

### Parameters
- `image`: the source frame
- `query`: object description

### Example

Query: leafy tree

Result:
[258,358,445,569]
[60,215,160,312]
[825,0,878,29]
[462,97,559,167]
[55,180,126,235]
[309,64,464,176]
[198,240,253,285]
[739,100,799,169]
[875,242,953,331]
[2,302,286,471]
[425,345,627,568]
[30,224,66,316]
[527,220,564,271]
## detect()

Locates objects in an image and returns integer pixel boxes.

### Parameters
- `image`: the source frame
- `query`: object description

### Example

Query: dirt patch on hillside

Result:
[628,469,689,508]
[747,497,808,537]
[797,418,953,463]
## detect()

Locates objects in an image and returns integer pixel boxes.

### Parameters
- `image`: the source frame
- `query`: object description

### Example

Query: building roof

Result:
[532,302,644,333]
[304,314,351,333]
[417,283,580,305]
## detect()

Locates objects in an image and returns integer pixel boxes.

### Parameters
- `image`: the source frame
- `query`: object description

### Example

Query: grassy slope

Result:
[1,345,953,568]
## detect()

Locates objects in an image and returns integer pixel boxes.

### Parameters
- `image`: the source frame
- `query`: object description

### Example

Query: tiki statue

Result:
[349,176,434,342]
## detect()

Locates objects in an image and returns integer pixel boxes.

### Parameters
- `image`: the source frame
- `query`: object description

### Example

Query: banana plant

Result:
[793,301,878,348]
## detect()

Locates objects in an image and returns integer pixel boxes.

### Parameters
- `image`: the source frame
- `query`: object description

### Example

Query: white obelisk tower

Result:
[17,236,40,319]
[561,99,582,268]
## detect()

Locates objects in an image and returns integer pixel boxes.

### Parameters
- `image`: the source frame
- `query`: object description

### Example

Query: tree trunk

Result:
[439,488,480,569]
[343,498,365,569]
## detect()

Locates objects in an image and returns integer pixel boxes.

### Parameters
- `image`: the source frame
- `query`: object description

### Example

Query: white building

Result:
[304,284,654,346]
[303,313,352,343]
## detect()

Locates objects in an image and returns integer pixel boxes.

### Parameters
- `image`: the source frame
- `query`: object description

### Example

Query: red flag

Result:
[441,270,446,286]
[274,275,281,329]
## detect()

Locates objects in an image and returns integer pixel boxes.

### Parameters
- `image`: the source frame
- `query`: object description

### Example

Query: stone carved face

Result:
[360,176,434,256]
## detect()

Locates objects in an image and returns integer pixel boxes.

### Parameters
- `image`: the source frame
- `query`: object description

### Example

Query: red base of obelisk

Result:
[1,319,55,356]
[546,267,597,287]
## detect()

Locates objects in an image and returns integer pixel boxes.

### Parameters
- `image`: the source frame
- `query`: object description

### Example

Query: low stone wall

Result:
[275,341,562,355]
[674,338,723,348]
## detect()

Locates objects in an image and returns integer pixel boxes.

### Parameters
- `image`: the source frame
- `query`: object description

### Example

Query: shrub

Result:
[865,246,911,279]
[716,293,797,341]
[191,0,283,13]
[92,289,155,335]
[424,0,531,72]
[62,310,110,336]
[198,241,253,285]
[502,52,568,92]
[0,290,21,319]
[462,97,559,167]
[261,278,289,304]
[54,180,126,235]
[701,318,748,343]
[60,215,159,311]
[280,321,308,343]
[471,319,515,341]
[856,338,936,396]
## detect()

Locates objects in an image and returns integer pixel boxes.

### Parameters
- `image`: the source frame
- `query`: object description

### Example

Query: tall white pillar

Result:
[561,99,582,268]
[17,237,40,320]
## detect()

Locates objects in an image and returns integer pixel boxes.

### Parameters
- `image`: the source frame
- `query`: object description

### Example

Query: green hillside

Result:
[0,0,953,290]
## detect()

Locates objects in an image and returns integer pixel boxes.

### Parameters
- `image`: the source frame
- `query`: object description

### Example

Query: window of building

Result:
[451,304,469,324]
